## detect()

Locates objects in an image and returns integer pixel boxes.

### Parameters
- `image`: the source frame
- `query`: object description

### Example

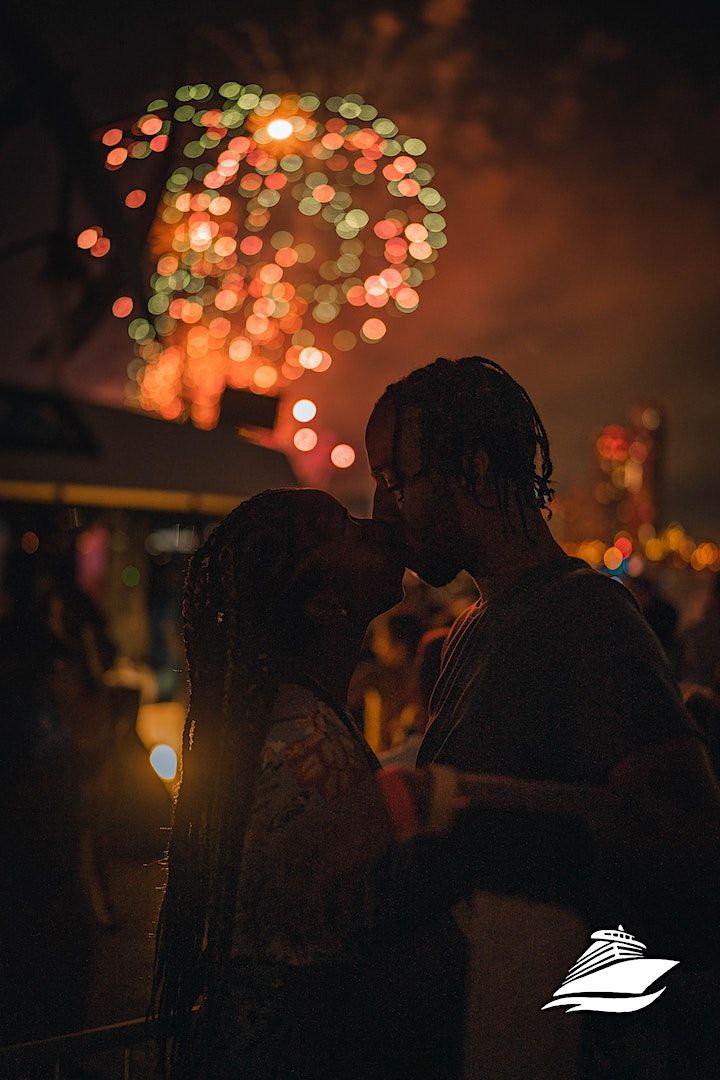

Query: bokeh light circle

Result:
[21,531,40,555]
[292,398,317,422]
[77,228,99,249]
[125,189,147,208]
[294,427,318,452]
[112,296,134,318]
[330,443,355,468]
[361,317,387,341]
[267,118,293,139]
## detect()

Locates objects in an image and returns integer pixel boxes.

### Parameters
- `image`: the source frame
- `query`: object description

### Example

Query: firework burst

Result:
[79,83,447,473]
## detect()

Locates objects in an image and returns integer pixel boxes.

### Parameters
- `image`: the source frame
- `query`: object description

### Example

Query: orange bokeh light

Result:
[91,237,111,257]
[77,228,99,249]
[240,236,263,256]
[330,444,355,469]
[106,147,128,168]
[112,296,134,318]
[229,337,252,361]
[254,365,279,388]
[299,346,323,369]
[361,318,386,341]
[294,428,318,452]
[125,189,147,208]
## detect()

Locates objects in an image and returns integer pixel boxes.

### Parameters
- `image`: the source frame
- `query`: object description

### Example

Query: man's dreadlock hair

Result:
[383,356,554,535]
[149,488,328,1078]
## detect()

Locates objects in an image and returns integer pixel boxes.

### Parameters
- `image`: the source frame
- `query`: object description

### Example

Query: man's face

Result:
[365,397,468,587]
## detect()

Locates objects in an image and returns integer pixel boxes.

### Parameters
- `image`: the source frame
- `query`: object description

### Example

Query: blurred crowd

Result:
[0,575,170,1044]
[1,564,719,1044]
[628,573,720,777]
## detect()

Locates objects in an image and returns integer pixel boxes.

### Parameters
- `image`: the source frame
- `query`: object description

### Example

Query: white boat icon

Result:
[542,925,679,1013]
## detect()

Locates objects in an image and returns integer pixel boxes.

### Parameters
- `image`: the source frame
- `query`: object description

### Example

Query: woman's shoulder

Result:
[261,683,373,801]
[268,683,353,741]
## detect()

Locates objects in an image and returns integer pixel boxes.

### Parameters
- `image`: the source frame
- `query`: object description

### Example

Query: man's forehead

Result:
[365,396,395,451]
[366,397,423,471]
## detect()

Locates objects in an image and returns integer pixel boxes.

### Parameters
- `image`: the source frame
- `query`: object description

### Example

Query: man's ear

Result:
[473,447,490,487]
[303,588,348,627]
[459,447,490,492]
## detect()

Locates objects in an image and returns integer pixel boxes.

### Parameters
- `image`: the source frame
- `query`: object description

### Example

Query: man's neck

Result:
[469,520,568,605]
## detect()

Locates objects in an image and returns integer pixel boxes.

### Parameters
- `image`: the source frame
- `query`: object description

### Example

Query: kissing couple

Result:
[151,357,719,1080]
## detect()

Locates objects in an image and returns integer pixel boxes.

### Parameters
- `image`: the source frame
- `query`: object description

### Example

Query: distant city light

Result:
[627,554,645,577]
[361,318,387,342]
[20,531,39,555]
[121,564,141,587]
[603,546,623,571]
[145,527,198,555]
[614,535,632,558]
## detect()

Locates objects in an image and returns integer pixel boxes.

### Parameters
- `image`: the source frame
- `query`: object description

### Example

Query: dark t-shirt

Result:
[416,559,707,1078]
[417,557,698,784]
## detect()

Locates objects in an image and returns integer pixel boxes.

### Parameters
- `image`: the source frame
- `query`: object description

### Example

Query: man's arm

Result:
[453,746,720,909]
[601,735,720,902]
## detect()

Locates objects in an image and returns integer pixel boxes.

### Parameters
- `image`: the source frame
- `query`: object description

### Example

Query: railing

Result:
[0,1015,159,1080]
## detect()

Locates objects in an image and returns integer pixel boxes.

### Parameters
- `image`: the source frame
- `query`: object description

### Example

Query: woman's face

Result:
[293,490,405,621]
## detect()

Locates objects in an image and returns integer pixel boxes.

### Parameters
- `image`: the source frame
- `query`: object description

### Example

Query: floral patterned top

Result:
[231,682,390,969]
[185,682,405,1078]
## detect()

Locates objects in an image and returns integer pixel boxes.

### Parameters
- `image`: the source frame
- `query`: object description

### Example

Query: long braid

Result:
[384,356,554,537]
[149,489,317,1078]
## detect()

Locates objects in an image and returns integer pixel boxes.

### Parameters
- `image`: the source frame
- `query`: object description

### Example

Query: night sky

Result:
[2,1,718,531]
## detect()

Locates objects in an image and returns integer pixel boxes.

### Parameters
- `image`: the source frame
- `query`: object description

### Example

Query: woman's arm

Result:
[240,711,597,963]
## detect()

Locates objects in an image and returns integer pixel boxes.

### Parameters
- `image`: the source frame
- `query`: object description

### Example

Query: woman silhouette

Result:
[150,488,487,1080]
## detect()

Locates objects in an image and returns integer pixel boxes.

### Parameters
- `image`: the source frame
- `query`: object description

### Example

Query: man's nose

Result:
[362,515,398,547]
[371,483,402,526]
[359,515,403,563]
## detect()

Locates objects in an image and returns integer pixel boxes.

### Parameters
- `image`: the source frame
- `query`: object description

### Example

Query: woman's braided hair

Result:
[149,488,325,1077]
[383,356,554,534]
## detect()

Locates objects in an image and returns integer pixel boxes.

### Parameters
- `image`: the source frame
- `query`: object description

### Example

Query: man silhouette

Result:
[366,355,713,788]
[365,356,720,1076]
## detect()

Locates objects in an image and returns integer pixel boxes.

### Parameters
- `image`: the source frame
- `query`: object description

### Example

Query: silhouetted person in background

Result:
[349,609,425,751]
[682,683,720,779]
[0,596,94,1042]
[680,573,720,693]
[627,573,679,659]
[380,627,450,768]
